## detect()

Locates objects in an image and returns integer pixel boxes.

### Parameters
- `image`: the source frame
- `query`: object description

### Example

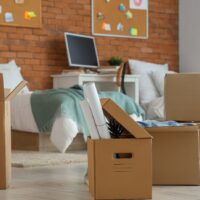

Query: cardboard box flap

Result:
[101,98,152,139]
[0,74,4,100]
[5,81,27,101]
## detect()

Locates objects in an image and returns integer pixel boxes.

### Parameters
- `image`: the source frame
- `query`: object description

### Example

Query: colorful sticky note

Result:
[101,22,111,31]
[129,0,148,10]
[125,10,133,20]
[24,11,37,20]
[117,23,124,31]
[129,27,138,36]
[119,3,126,11]
[5,12,14,23]
[97,12,104,20]
[15,0,24,4]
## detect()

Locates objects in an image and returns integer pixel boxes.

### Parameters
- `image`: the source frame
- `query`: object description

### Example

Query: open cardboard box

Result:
[0,74,27,189]
[87,99,152,200]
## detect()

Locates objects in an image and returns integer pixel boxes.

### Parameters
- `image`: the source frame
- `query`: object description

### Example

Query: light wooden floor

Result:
[0,164,200,200]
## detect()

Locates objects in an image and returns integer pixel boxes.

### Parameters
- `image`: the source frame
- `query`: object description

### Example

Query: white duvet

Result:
[11,92,80,153]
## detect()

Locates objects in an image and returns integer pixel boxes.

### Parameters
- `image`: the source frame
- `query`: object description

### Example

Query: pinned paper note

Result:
[5,12,14,23]
[24,11,37,20]
[15,0,24,4]
[105,0,111,3]
[97,12,104,20]
[0,5,2,14]
[129,27,138,36]
[101,22,111,31]
[119,3,126,11]
[117,23,124,31]
[125,10,133,20]
[129,0,148,10]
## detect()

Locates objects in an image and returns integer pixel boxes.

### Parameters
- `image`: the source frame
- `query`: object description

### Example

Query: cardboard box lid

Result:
[101,99,152,139]
[165,73,200,121]
[0,74,27,101]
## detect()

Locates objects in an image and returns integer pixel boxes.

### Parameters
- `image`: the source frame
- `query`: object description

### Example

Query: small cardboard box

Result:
[146,125,200,185]
[0,74,27,189]
[87,99,152,200]
[165,73,200,121]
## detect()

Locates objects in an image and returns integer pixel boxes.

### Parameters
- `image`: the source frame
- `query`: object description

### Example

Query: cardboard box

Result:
[165,73,200,121]
[87,99,152,200]
[146,125,200,185]
[0,74,27,189]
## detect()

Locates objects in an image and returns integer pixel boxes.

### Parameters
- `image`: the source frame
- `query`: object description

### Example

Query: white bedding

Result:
[11,92,79,153]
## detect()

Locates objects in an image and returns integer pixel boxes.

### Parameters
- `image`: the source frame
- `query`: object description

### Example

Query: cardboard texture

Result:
[0,74,26,189]
[165,73,200,121]
[146,126,200,185]
[87,99,152,200]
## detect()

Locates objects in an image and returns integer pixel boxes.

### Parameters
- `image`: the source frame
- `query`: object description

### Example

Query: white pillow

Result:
[145,97,165,120]
[0,67,29,94]
[129,59,168,74]
[138,73,159,110]
[129,59,168,105]
[0,60,19,70]
[151,70,176,96]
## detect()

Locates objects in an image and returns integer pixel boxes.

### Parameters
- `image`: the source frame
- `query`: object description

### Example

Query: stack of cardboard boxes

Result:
[148,74,200,185]
[87,74,200,199]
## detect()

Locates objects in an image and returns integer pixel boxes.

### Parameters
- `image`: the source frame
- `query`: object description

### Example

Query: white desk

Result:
[51,73,140,104]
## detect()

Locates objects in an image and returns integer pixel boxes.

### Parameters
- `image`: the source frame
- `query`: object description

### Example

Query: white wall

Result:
[179,0,200,72]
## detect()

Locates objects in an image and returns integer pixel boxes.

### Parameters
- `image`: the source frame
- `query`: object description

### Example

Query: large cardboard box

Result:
[165,73,200,121]
[0,74,27,189]
[146,125,200,185]
[87,99,152,200]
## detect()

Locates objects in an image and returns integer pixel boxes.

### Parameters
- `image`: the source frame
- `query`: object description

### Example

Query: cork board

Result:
[0,0,41,28]
[92,0,148,39]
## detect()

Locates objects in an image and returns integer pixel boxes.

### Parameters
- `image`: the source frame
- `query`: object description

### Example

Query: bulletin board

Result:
[0,0,41,28]
[92,0,148,39]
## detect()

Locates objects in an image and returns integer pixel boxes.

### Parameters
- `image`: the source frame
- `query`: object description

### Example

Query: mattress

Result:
[11,92,80,153]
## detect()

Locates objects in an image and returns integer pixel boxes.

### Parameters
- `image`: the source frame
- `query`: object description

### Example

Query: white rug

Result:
[12,150,87,168]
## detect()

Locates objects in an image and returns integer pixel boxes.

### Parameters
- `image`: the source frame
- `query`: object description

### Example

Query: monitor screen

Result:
[64,33,99,68]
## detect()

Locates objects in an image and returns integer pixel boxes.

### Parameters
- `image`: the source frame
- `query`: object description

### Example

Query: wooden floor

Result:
[0,164,200,200]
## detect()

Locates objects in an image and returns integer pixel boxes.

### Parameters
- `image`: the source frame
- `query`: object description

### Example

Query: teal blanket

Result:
[31,85,144,139]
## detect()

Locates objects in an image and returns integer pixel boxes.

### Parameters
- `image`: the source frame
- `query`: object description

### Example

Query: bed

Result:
[0,60,144,153]
[10,88,144,153]
[11,92,84,152]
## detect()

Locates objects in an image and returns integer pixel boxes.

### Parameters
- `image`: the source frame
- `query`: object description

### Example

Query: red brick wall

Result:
[0,0,178,90]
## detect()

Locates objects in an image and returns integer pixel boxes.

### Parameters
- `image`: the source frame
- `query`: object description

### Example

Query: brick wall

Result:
[0,0,178,90]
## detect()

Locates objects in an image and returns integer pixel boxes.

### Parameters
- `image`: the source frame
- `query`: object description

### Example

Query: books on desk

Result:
[62,66,120,75]
[97,66,120,74]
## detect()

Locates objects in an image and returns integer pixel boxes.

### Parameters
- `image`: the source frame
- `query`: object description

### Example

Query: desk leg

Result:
[0,102,11,189]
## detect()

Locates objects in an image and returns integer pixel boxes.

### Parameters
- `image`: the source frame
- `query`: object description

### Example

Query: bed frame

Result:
[11,130,87,152]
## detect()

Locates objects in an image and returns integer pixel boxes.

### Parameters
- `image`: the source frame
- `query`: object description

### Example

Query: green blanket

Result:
[31,85,144,138]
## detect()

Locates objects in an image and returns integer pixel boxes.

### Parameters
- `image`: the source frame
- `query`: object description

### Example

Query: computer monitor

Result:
[64,32,99,69]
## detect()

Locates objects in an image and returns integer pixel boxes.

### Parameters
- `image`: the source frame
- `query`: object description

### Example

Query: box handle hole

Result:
[113,153,133,159]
